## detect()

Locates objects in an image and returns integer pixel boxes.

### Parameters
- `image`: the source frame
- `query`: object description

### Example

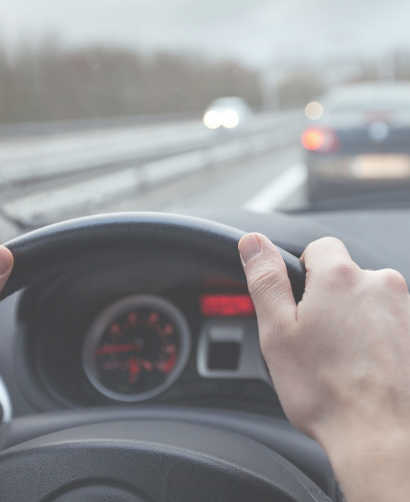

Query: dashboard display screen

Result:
[200,295,255,317]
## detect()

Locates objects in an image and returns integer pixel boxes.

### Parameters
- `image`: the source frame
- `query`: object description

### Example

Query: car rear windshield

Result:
[330,92,410,113]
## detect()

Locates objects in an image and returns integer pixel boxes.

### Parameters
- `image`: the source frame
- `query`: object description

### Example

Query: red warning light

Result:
[200,295,255,317]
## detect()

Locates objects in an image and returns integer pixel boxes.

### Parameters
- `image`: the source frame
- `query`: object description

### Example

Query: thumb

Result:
[0,247,13,293]
[238,233,297,346]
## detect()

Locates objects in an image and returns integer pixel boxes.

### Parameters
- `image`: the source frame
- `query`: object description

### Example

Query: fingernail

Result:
[238,234,261,265]
[0,247,12,276]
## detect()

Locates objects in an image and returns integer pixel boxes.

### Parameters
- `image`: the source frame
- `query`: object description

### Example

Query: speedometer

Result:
[82,295,191,402]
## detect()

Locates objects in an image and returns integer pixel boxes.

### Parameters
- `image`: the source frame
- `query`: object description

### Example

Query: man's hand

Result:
[239,233,410,502]
[0,246,13,294]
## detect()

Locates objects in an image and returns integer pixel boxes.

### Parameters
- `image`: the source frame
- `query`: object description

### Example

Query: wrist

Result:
[324,431,410,502]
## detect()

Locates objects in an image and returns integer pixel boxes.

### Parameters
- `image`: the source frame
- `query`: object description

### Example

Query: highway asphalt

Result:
[100,144,308,215]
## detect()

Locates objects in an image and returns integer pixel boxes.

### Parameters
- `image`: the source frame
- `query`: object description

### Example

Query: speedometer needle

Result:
[129,357,140,383]
[97,343,142,355]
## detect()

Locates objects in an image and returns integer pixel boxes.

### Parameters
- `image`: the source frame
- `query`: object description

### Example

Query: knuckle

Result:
[377,269,408,294]
[305,236,345,254]
[324,257,358,287]
[328,258,355,278]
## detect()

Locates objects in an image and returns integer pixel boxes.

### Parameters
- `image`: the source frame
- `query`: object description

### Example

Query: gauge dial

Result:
[82,295,191,402]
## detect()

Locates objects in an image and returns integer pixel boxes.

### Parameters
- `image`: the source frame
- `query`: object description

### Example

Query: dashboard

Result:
[0,207,407,502]
[0,207,409,418]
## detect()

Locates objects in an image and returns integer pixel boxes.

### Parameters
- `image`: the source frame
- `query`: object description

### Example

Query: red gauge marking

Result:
[148,312,159,324]
[110,323,122,336]
[162,323,174,336]
[164,343,176,355]
[128,357,140,384]
[141,360,153,371]
[163,353,177,373]
[128,312,138,326]
[97,342,142,356]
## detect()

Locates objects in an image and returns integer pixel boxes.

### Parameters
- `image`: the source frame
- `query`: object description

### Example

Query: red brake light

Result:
[302,129,324,150]
[200,295,255,317]
[301,127,339,152]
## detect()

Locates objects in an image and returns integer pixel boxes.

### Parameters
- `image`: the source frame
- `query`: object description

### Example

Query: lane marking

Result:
[243,163,307,213]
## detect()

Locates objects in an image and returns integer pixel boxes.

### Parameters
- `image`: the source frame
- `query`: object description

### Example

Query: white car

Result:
[203,97,252,130]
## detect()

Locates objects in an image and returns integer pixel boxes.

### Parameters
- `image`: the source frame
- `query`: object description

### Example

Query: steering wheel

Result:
[0,213,335,502]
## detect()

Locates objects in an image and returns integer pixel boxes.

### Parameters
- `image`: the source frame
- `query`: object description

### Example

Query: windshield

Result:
[1,0,410,227]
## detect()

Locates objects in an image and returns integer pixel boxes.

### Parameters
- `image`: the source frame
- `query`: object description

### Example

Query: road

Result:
[79,144,308,216]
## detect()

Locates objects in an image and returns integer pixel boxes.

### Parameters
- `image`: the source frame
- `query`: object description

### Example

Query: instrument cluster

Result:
[17,260,277,412]
[81,292,272,403]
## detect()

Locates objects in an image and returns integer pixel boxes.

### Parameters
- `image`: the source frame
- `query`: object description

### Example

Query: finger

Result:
[0,246,13,292]
[301,237,360,284]
[238,233,297,335]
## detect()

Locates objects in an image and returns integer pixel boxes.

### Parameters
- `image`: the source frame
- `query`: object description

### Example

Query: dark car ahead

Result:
[302,82,410,202]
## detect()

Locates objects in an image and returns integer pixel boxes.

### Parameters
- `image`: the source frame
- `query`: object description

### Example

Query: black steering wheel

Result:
[0,213,335,502]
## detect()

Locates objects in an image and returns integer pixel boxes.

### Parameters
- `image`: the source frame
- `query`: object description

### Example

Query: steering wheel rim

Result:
[0,212,305,302]
[0,212,321,501]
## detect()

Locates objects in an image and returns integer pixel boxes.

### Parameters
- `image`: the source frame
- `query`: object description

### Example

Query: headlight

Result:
[221,109,240,129]
[204,110,222,129]
[305,101,323,120]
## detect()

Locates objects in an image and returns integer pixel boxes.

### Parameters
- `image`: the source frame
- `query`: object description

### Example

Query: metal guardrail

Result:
[0,112,201,138]
[0,111,305,225]
[0,111,303,188]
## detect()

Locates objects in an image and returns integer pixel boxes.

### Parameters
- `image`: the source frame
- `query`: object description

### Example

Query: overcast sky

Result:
[1,0,410,67]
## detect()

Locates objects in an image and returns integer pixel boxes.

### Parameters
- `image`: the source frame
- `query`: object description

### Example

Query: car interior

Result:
[1,0,410,500]
[0,205,407,501]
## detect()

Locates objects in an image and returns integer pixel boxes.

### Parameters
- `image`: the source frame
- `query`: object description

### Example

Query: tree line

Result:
[0,43,263,123]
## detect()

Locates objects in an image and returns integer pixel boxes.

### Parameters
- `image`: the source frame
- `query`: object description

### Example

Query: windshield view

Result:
[1,0,410,226]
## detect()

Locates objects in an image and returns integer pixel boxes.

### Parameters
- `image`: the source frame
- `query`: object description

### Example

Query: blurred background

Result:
[1,0,410,227]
